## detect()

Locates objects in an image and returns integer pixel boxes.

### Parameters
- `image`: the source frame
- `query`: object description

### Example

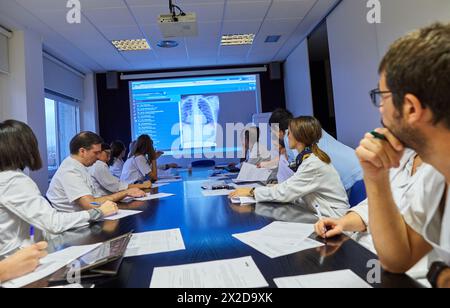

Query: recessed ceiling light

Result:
[265,35,281,43]
[157,40,179,48]
[111,39,151,51]
[221,34,255,46]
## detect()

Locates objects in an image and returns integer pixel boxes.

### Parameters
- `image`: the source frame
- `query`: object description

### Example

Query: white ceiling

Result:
[0,0,339,73]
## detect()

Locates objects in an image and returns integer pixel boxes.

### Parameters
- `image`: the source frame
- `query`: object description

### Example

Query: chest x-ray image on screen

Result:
[129,74,261,154]
[181,95,220,149]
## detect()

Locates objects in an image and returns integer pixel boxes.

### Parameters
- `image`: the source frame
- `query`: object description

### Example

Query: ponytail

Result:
[311,143,331,164]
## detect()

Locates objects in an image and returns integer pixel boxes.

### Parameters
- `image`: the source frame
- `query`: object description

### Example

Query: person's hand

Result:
[229,188,253,198]
[356,128,404,181]
[99,201,119,217]
[141,181,152,189]
[155,151,164,159]
[1,242,48,282]
[256,163,262,168]
[167,163,179,169]
[314,218,344,239]
[126,188,146,198]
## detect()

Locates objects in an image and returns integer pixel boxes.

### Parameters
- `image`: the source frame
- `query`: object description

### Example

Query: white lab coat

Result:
[284,129,363,190]
[246,142,272,166]
[254,154,349,218]
[89,160,129,197]
[350,150,445,254]
[0,170,91,256]
[47,156,97,213]
[403,174,450,268]
[110,158,124,178]
[120,155,151,184]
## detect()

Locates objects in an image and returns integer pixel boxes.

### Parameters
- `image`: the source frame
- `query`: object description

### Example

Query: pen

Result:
[370,131,387,140]
[90,202,101,207]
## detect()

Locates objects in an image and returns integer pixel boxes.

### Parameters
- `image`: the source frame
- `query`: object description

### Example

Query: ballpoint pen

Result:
[370,131,387,140]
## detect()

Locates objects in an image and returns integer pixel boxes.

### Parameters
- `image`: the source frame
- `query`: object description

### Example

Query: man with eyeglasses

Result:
[355,23,450,288]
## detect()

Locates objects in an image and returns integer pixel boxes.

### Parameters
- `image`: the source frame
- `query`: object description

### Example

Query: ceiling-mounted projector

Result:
[158,12,198,38]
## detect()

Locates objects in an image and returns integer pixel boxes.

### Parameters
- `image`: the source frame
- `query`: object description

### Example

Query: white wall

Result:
[327,0,450,148]
[283,40,314,117]
[0,30,48,192]
[327,0,380,148]
[80,73,99,133]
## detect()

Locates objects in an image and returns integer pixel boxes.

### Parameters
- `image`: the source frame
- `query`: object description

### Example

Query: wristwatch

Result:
[427,261,449,288]
[249,188,256,197]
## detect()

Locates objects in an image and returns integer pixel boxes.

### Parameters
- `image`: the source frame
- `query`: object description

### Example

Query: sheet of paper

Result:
[234,234,323,259]
[125,229,185,258]
[156,178,183,184]
[277,155,295,183]
[233,222,321,258]
[231,197,257,204]
[274,270,372,288]
[202,189,233,197]
[151,183,170,189]
[258,221,315,242]
[49,284,93,289]
[236,163,272,182]
[150,256,269,288]
[2,244,101,288]
[202,180,226,186]
[102,210,142,221]
[230,183,263,189]
[134,192,175,201]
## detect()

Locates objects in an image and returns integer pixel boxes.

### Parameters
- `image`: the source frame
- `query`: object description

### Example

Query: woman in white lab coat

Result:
[90,143,152,197]
[121,134,158,184]
[0,120,118,256]
[229,126,272,169]
[109,140,126,178]
[230,116,349,218]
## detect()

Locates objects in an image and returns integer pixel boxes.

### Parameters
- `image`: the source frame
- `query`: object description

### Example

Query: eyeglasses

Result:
[370,89,393,107]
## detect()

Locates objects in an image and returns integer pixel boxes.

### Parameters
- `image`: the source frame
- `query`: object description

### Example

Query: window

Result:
[44,93,80,177]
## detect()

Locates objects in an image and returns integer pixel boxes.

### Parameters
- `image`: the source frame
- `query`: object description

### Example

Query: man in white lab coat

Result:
[47,132,146,212]
[355,22,450,288]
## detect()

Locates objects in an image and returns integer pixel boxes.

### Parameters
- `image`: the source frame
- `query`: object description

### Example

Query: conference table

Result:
[33,168,423,288]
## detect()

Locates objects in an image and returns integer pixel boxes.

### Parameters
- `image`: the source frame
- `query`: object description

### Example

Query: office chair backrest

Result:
[348,180,367,208]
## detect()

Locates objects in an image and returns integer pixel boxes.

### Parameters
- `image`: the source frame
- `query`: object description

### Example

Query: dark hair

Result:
[131,135,156,161]
[0,120,43,171]
[109,140,126,166]
[379,22,450,129]
[269,108,294,132]
[70,132,104,155]
[289,116,331,164]
[244,126,260,143]
[101,143,111,152]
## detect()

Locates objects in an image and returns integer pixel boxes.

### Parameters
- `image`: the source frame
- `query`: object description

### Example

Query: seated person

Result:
[121,134,158,184]
[269,109,363,190]
[47,132,145,213]
[109,140,126,178]
[90,143,152,197]
[229,126,272,169]
[230,116,350,218]
[314,150,444,253]
[0,242,48,284]
[0,120,118,256]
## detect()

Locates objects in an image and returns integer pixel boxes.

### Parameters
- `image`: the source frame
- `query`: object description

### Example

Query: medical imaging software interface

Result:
[129,75,259,152]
